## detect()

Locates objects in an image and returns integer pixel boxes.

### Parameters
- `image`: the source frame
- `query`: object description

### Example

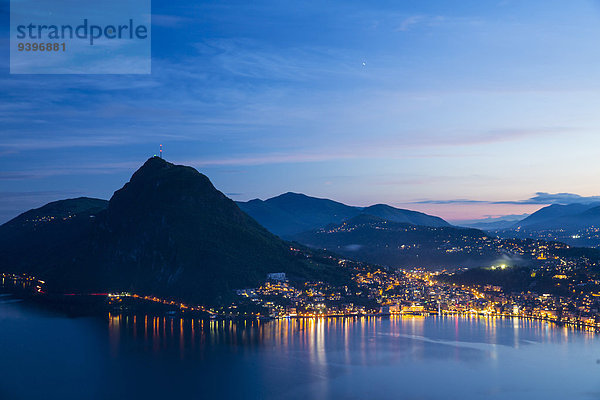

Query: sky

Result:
[3,0,600,223]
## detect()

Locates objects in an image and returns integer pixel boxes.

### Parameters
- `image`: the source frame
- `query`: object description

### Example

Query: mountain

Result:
[0,197,108,231]
[0,158,346,304]
[492,202,600,247]
[361,204,448,226]
[290,214,513,269]
[455,214,530,230]
[237,193,450,237]
[512,203,600,230]
[237,193,357,237]
[0,197,109,287]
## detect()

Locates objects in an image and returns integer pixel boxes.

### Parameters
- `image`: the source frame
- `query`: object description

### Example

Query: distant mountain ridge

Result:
[237,192,449,237]
[456,202,600,234]
[487,202,600,247]
[512,202,600,230]
[455,214,529,230]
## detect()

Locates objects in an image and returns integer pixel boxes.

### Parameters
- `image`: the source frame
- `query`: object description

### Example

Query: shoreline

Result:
[3,289,598,334]
[3,272,598,333]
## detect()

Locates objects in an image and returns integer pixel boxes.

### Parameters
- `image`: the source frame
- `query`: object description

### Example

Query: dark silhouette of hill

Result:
[361,204,448,226]
[291,214,511,269]
[238,193,357,237]
[0,197,108,289]
[1,197,108,230]
[237,193,449,237]
[0,158,347,304]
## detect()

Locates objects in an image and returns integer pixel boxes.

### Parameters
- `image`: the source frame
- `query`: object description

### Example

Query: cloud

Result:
[448,127,570,146]
[0,191,82,200]
[0,135,149,151]
[193,38,360,82]
[152,14,194,27]
[380,126,572,149]
[396,15,426,32]
[497,192,600,205]
[180,146,466,168]
[183,152,357,167]
[0,160,143,180]
[0,172,40,181]
[413,192,600,206]
[394,14,482,32]
[414,199,489,205]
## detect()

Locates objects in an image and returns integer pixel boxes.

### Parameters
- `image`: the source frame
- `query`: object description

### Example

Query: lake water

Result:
[1,295,600,400]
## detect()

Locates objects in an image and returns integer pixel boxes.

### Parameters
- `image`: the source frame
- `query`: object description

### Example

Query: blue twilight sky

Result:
[3,0,600,223]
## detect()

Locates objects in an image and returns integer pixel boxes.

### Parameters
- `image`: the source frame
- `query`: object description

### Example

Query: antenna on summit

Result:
[159,144,163,159]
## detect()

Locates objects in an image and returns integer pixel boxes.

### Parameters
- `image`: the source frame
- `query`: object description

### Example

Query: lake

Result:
[1,295,599,400]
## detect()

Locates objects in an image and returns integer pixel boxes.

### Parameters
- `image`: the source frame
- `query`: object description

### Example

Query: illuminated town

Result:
[4,233,600,332]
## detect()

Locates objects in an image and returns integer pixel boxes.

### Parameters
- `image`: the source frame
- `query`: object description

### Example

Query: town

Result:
[3,234,600,332]
[229,240,600,330]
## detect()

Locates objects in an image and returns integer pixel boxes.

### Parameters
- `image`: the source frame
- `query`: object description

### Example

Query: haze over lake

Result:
[1,296,599,400]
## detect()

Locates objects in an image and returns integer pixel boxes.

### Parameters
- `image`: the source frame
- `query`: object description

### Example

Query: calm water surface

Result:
[1,295,600,400]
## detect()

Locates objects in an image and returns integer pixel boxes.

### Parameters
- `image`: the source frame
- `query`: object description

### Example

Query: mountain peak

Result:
[364,204,394,211]
[107,157,227,228]
[145,155,170,165]
[132,156,173,176]
[279,192,307,198]
[0,158,321,304]
[131,157,202,183]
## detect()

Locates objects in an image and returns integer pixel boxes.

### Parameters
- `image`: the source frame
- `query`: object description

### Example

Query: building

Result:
[267,272,287,282]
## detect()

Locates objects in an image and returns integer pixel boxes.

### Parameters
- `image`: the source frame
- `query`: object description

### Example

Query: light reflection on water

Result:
[106,312,595,358]
[1,299,600,400]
